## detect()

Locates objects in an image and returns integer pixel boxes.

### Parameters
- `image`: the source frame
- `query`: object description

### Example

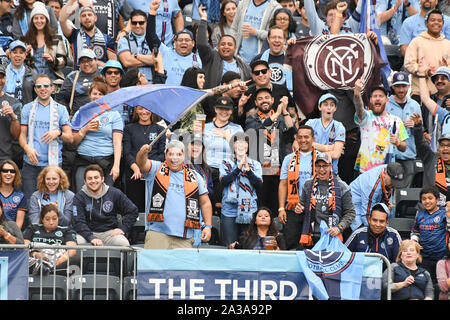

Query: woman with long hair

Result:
[71,76,124,191]
[28,165,74,227]
[12,0,58,39]
[0,198,25,245]
[211,0,237,48]
[22,2,68,83]
[229,207,286,250]
[0,160,27,230]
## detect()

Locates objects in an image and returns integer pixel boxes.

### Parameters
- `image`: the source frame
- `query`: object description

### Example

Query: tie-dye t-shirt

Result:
[354,109,408,173]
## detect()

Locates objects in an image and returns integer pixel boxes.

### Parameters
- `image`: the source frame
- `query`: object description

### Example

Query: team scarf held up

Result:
[258,109,281,174]
[286,150,316,210]
[435,158,447,199]
[147,162,201,231]
[301,173,342,246]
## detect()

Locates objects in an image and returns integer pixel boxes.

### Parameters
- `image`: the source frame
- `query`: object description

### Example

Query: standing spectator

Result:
[73,164,138,246]
[0,65,21,163]
[404,9,450,102]
[400,0,450,57]
[436,241,450,300]
[56,48,101,116]
[411,185,449,288]
[12,0,58,39]
[305,93,346,175]
[245,87,296,218]
[22,3,68,85]
[353,79,408,174]
[220,71,248,128]
[0,0,14,65]
[196,5,251,89]
[0,198,24,244]
[71,77,123,192]
[0,160,27,230]
[297,152,355,246]
[117,9,157,84]
[345,202,402,263]
[202,96,243,216]
[383,239,434,300]
[259,8,296,53]
[294,0,311,38]
[211,0,237,48]
[123,106,165,212]
[28,165,74,227]
[386,72,422,187]
[136,140,213,249]
[4,40,37,105]
[219,132,263,246]
[350,162,408,231]
[231,0,282,64]
[278,125,316,250]
[18,74,73,201]
[59,1,117,70]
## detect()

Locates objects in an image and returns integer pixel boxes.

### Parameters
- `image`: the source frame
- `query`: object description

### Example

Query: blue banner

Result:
[0,250,29,300]
[137,249,382,300]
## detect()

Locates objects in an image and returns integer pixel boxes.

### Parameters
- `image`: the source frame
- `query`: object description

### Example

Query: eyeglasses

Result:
[35,83,52,89]
[105,70,121,75]
[131,20,146,25]
[276,17,289,22]
[316,164,330,170]
[253,68,269,76]
[440,143,450,149]
[1,168,16,174]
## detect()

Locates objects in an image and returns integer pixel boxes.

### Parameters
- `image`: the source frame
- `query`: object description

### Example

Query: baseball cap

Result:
[431,66,450,83]
[101,60,125,75]
[0,65,6,75]
[175,29,194,40]
[391,72,410,86]
[369,85,388,96]
[214,96,234,109]
[250,59,269,71]
[315,152,331,164]
[221,71,241,85]
[9,40,27,51]
[80,6,96,15]
[371,202,390,214]
[386,162,408,189]
[318,93,338,106]
[438,133,450,142]
[78,48,96,62]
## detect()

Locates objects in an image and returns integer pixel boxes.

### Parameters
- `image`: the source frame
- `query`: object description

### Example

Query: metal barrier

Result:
[0,244,392,300]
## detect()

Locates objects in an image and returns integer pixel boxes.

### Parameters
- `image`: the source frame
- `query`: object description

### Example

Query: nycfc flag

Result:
[137,248,382,300]
[0,250,29,300]
[284,34,386,116]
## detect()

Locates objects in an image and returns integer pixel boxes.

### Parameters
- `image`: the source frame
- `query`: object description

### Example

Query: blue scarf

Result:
[40,190,66,215]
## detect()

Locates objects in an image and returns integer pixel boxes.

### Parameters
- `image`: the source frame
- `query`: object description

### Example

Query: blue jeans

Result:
[22,162,46,202]
[220,214,249,247]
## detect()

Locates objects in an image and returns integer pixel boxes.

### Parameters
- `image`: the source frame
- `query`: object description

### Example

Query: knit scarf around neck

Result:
[286,150,316,210]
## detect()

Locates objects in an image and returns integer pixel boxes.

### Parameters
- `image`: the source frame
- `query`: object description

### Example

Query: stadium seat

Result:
[70,274,121,300]
[129,212,146,245]
[395,188,420,218]
[80,247,128,277]
[210,215,222,245]
[28,275,69,300]
[411,159,424,188]
[388,217,415,240]
[123,275,138,300]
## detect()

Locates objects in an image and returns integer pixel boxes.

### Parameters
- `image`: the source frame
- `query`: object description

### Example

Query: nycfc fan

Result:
[297,152,355,246]
[72,164,138,246]
[136,140,213,249]
[345,202,402,263]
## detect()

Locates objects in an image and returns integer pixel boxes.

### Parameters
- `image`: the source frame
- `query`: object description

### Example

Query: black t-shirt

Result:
[23,224,77,245]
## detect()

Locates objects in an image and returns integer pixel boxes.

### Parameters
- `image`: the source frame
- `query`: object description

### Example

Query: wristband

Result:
[283,113,289,116]
[278,207,285,212]
[204,225,212,229]
[417,75,426,78]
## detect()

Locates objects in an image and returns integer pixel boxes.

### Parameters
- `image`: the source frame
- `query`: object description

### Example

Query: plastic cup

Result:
[196,114,206,132]
[263,236,276,250]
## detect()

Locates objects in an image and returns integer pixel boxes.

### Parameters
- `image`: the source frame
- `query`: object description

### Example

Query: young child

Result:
[305,93,346,174]
[411,185,449,284]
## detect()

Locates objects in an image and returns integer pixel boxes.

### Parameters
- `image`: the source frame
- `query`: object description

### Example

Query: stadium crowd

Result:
[0,0,449,300]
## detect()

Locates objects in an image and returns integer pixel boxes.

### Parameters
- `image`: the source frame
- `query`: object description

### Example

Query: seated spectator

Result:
[22,3,68,86]
[12,0,59,40]
[28,165,74,227]
[56,48,101,116]
[120,66,149,87]
[0,65,22,163]
[411,185,449,287]
[4,40,37,105]
[219,132,263,246]
[136,139,212,249]
[259,8,296,53]
[210,0,237,48]
[71,77,123,191]
[72,164,138,246]
[123,106,166,212]
[345,202,402,263]
[436,241,450,300]
[0,198,24,245]
[383,239,434,300]
[0,160,27,230]
[24,203,77,275]
[305,93,345,175]
[201,96,244,215]
[229,207,286,250]
[18,74,73,201]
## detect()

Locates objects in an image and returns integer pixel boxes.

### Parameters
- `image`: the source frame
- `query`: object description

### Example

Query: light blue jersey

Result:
[160,44,202,85]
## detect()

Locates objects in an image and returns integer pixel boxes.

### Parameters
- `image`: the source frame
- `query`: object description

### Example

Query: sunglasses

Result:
[131,21,146,25]
[105,70,121,75]
[1,168,16,174]
[253,68,269,76]
[35,83,52,89]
